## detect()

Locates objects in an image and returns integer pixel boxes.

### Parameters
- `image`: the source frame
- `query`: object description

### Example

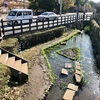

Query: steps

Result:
[0,47,28,80]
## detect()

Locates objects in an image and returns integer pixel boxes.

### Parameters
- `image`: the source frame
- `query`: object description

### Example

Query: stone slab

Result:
[67,83,78,91]
[60,42,66,45]
[75,65,81,70]
[75,73,81,83]
[75,61,80,66]
[63,89,75,100]
[65,63,72,68]
[75,69,81,75]
[61,68,68,75]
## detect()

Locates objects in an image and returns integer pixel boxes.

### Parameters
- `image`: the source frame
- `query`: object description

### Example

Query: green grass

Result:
[57,47,80,60]
[0,64,11,96]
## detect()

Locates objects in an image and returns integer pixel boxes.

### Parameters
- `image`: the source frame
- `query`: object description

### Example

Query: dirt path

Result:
[21,30,78,100]
[21,47,50,100]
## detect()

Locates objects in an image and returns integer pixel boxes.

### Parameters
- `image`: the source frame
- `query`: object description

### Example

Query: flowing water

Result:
[44,32,100,100]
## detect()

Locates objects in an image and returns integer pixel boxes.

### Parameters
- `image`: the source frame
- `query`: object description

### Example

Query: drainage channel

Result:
[44,32,100,100]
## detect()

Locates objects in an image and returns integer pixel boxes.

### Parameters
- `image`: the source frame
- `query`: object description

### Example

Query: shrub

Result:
[0,64,11,97]
[84,26,90,34]
[0,38,19,54]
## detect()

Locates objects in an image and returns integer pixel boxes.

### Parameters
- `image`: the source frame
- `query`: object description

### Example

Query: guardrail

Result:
[1,14,93,37]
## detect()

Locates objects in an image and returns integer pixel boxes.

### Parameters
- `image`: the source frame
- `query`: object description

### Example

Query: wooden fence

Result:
[1,14,93,36]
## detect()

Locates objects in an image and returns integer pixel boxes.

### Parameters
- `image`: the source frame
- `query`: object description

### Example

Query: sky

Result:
[89,0,100,3]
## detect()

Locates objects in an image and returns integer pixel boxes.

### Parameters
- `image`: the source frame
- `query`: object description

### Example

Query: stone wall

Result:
[89,20,100,68]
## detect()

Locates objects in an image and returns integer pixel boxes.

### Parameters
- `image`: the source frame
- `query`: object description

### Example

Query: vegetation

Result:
[84,26,90,34]
[41,30,80,83]
[27,0,96,14]
[0,64,11,97]
[0,38,19,54]
[28,0,74,13]
[79,77,88,87]
[57,47,80,60]
[60,82,68,90]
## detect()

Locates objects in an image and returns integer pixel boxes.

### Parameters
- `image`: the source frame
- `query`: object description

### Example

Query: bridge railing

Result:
[0,14,93,37]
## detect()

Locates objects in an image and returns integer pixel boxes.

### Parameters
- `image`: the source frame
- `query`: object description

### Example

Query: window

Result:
[17,12,22,16]
[9,11,17,16]
[23,11,32,16]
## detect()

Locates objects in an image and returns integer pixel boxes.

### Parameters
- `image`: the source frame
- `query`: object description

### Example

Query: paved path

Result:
[0,14,7,20]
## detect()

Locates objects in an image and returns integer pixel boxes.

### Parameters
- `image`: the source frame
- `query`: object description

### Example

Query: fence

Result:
[1,14,93,36]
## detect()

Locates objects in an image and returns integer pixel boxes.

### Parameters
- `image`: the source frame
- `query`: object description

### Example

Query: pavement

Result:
[0,14,7,20]
[0,12,93,20]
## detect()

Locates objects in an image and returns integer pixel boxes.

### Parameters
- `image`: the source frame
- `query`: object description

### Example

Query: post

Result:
[76,0,80,21]
[83,3,86,21]
[60,0,62,16]
[58,0,62,16]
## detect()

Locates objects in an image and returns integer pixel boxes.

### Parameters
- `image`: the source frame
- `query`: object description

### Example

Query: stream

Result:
[44,32,100,100]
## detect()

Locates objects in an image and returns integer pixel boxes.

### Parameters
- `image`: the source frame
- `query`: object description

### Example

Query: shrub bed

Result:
[0,38,19,54]
[4,26,67,50]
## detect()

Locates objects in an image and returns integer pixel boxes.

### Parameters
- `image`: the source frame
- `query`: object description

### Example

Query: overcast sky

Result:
[89,0,100,3]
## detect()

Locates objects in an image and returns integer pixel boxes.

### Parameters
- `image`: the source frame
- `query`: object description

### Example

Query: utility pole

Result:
[58,0,62,16]
[76,0,80,21]
[83,2,86,20]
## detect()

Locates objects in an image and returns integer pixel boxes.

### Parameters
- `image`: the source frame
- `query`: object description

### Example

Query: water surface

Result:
[45,32,100,100]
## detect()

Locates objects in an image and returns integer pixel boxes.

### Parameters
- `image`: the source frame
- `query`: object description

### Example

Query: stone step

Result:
[13,60,21,71]
[0,53,8,64]
[60,42,66,45]
[75,64,81,71]
[61,68,68,75]
[75,61,80,66]
[63,89,75,100]
[75,69,81,75]
[0,49,2,55]
[67,83,78,91]
[6,56,15,67]
[75,73,81,83]
[65,63,72,68]
[21,63,28,74]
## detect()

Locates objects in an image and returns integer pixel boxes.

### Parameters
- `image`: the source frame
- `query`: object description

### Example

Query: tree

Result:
[62,0,74,12]
[28,0,75,14]
[28,0,59,13]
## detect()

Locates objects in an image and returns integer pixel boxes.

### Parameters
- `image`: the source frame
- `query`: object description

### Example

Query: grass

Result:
[57,47,80,60]
[0,64,11,96]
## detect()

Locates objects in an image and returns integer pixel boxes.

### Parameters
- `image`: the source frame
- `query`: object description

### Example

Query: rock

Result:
[65,63,72,68]
[67,83,78,91]
[60,42,66,45]
[61,68,68,75]
[63,89,75,100]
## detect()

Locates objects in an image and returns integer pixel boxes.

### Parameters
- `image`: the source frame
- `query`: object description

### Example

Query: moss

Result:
[60,82,68,90]
[57,47,80,60]
[0,64,11,96]
[84,26,90,34]
[0,38,19,54]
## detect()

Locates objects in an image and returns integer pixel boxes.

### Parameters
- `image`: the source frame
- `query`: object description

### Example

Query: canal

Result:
[44,32,100,100]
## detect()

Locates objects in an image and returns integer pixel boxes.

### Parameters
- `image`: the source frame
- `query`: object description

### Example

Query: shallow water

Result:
[44,32,100,100]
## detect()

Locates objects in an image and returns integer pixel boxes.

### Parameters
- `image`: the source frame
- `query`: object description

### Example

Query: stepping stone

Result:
[75,69,81,75]
[63,89,75,100]
[65,63,72,68]
[74,73,81,83]
[75,61,81,70]
[61,68,68,75]
[60,42,66,45]
[75,61,80,66]
[67,83,78,91]
[75,65,81,71]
